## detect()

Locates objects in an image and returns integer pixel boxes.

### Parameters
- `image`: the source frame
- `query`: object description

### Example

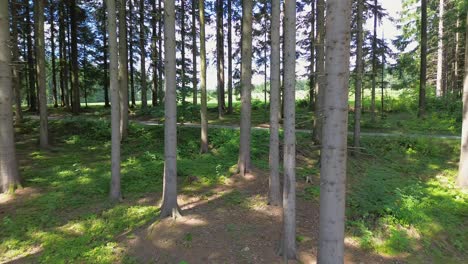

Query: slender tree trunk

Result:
[199,0,208,153]
[216,0,225,119]
[370,0,378,122]
[36,0,49,149]
[0,0,21,193]
[455,17,460,92]
[227,0,233,113]
[119,0,129,140]
[59,1,69,108]
[129,0,136,107]
[107,0,122,202]
[354,0,364,150]
[436,0,444,97]
[318,0,352,262]
[70,0,80,114]
[279,0,296,259]
[160,0,181,218]
[102,3,110,108]
[158,0,164,105]
[381,29,385,116]
[11,0,23,123]
[151,0,158,106]
[50,3,58,108]
[58,4,65,107]
[181,0,187,110]
[457,12,468,189]
[192,0,198,106]
[268,0,281,207]
[312,0,325,144]
[419,0,427,118]
[139,0,147,109]
[309,0,315,109]
[25,0,36,112]
[238,0,253,176]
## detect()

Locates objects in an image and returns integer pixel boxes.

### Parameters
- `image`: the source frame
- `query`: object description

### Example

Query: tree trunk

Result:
[457,12,468,189]
[308,0,315,109]
[151,0,158,106]
[419,0,427,118]
[36,0,49,149]
[158,0,163,105]
[107,0,122,202]
[102,2,110,108]
[268,0,281,206]
[129,0,136,107]
[139,0,147,109]
[119,0,129,140]
[199,0,208,153]
[160,0,181,218]
[192,0,198,106]
[436,0,444,97]
[312,0,325,144]
[0,0,21,193]
[181,0,187,110]
[216,0,225,119]
[371,0,377,122]
[354,0,364,150]
[70,0,80,114]
[25,0,37,112]
[318,0,352,262]
[50,3,58,108]
[59,1,69,108]
[238,0,253,176]
[11,0,23,123]
[227,0,233,113]
[279,0,297,259]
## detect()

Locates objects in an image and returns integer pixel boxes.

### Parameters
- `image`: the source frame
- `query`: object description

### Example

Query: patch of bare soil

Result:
[121,169,402,264]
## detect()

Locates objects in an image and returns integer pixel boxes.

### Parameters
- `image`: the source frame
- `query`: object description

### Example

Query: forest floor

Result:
[1,111,467,263]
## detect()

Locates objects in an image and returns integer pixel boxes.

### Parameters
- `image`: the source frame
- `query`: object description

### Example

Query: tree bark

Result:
[139,0,147,109]
[25,0,36,112]
[107,0,122,202]
[312,0,325,144]
[199,0,208,153]
[161,0,181,218]
[436,0,444,97]
[354,0,364,150]
[268,0,281,206]
[36,0,49,149]
[457,12,468,189]
[192,0,198,106]
[181,0,187,110]
[119,0,129,139]
[151,0,159,106]
[216,0,225,119]
[0,0,21,193]
[50,3,58,108]
[158,0,163,105]
[279,0,297,259]
[227,0,232,113]
[70,0,80,114]
[238,0,253,176]
[11,0,23,123]
[308,0,315,109]
[59,1,69,108]
[419,0,427,118]
[129,0,136,107]
[102,2,110,107]
[371,0,377,122]
[318,0,352,262]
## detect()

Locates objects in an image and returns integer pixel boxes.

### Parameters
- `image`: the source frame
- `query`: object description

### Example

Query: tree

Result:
[160,0,181,218]
[151,0,159,106]
[36,0,49,149]
[457,12,468,189]
[0,0,21,194]
[268,0,281,206]
[140,0,147,109]
[107,0,122,202]
[59,0,69,108]
[312,0,325,144]
[216,0,225,119]
[191,0,198,106]
[227,0,233,113]
[128,0,136,108]
[25,0,36,112]
[279,0,296,259]
[238,0,253,176]
[50,2,59,108]
[436,0,444,97]
[119,0,129,139]
[70,0,81,114]
[11,0,23,123]
[419,0,427,118]
[354,0,364,149]
[199,0,208,154]
[371,0,378,122]
[318,0,352,262]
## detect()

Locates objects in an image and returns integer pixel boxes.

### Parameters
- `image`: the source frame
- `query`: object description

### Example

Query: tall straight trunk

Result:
[25,0,36,112]
[192,0,197,106]
[139,0,147,108]
[199,0,208,153]
[419,0,427,118]
[457,12,468,189]
[216,0,225,119]
[129,0,136,107]
[227,0,233,113]
[455,17,460,92]
[318,0,352,262]
[158,0,163,105]
[308,0,315,109]
[263,13,267,108]
[50,3,58,108]
[381,29,385,116]
[36,0,49,149]
[161,0,181,218]
[279,0,296,259]
[181,0,187,108]
[107,0,122,202]
[0,0,21,194]
[436,0,444,97]
[67,7,73,106]
[102,4,110,108]
[11,0,23,123]
[59,1,69,108]
[312,0,325,144]
[371,0,377,122]
[268,0,281,207]
[354,0,364,149]
[70,0,80,114]
[119,0,129,139]
[238,0,253,176]
[151,0,158,106]
[58,6,65,107]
